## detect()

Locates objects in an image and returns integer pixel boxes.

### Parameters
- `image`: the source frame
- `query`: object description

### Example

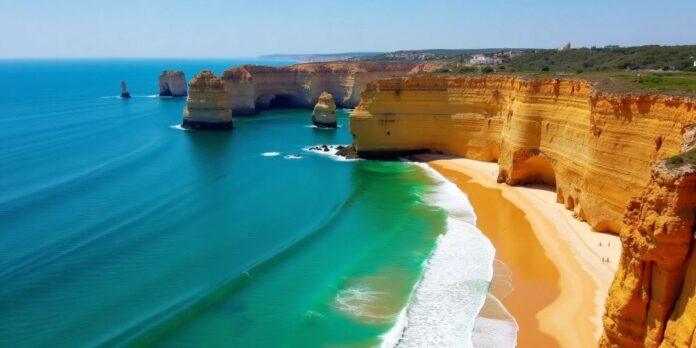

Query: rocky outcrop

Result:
[182,71,232,130]
[311,91,337,128]
[120,81,131,98]
[602,129,696,348]
[184,61,429,117]
[159,70,187,97]
[348,74,696,346]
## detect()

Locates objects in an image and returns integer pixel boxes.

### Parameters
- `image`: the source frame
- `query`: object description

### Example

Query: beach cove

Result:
[415,154,620,347]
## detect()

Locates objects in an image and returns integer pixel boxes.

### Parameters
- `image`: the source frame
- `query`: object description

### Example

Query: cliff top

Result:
[517,71,696,98]
[401,71,696,98]
[221,61,426,80]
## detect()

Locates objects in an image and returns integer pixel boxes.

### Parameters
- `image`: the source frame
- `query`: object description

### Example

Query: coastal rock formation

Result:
[602,129,696,348]
[311,92,337,128]
[185,61,428,117]
[182,71,232,130]
[351,75,696,234]
[159,70,188,97]
[120,81,131,98]
[348,74,696,346]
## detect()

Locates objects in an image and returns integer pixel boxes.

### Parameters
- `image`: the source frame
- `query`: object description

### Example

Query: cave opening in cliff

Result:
[514,155,557,189]
[264,94,303,110]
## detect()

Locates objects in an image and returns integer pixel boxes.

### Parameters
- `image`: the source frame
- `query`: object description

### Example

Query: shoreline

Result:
[414,154,620,347]
[381,162,502,347]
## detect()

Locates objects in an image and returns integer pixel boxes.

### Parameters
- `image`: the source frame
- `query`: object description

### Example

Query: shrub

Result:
[541,66,550,72]
[668,155,684,164]
[481,66,494,73]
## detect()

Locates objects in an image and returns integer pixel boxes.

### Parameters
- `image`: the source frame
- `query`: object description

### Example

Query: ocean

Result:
[0,59,495,347]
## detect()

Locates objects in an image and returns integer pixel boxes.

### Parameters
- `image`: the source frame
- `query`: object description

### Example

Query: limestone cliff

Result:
[351,75,696,234]
[311,91,337,128]
[159,70,188,97]
[184,61,426,119]
[602,128,696,348]
[349,74,696,347]
[182,71,232,130]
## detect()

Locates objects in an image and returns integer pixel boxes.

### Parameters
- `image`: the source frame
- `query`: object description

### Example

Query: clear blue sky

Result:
[1,0,694,58]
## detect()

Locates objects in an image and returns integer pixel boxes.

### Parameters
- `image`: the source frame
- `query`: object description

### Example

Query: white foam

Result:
[100,94,159,99]
[303,145,361,162]
[261,152,281,157]
[169,124,190,131]
[283,154,303,160]
[335,285,391,321]
[381,163,517,347]
[471,294,519,348]
[304,124,343,129]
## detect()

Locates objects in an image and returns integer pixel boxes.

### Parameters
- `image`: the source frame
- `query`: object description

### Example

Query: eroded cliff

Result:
[602,128,696,348]
[182,71,232,130]
[312,91,337,128]
[349,74,696,347]
[159,70,188,97]
[183,61,434,123]
[351,75,696,234]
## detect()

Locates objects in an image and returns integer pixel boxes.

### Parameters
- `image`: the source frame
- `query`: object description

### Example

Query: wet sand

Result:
[414,154,620,348]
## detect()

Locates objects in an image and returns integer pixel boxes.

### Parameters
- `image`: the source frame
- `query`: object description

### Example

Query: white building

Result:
[469,54,503,66]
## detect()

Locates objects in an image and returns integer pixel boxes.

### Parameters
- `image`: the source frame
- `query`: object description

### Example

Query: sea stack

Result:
[182,71,232,130]
[120,81,131,98]
[158,70,188,97]
[311,92,337,128]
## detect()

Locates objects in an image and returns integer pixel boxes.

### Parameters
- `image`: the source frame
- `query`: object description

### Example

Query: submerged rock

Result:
[307,144,358,159]
[312,92,337,128]
[120,81,131,98]
[335,145,358,159]
[159,70,188,97]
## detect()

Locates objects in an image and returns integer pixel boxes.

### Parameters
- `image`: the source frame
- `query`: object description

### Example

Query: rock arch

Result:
[254,92,308,111]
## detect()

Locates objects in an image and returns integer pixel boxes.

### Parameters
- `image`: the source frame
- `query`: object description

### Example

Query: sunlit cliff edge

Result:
[349,75,696,347]
[183,61,441,128]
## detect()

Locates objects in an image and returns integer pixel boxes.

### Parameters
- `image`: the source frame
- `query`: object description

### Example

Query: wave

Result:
[92,184,364,347]
[304,124,343,129]
[381,162,517,347]
[0,139,160,211]
[99,94,159,99]
[283,154,303,160]
[261,152,281,157]
[334,285,392,322]
[0,169,195,284]
[169,124,190,131]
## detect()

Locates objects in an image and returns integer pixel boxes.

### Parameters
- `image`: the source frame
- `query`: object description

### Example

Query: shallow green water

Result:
[0,60,447,347]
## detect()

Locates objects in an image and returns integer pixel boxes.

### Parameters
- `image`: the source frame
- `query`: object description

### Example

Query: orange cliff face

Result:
[349,74,696,347]
[183,61,435,119]
[603,127,696,348]
[351,75,696,234]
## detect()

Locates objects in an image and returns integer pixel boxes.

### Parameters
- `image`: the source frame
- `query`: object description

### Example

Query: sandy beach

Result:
[413,154,620,348]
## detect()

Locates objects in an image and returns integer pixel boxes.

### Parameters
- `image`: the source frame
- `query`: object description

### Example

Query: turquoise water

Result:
[0,60,447,347]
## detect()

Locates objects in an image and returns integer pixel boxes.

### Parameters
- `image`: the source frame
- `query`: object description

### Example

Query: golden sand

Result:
[414,154,620,348]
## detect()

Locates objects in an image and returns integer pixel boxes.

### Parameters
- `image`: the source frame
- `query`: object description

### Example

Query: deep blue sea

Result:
[0,59,453,347]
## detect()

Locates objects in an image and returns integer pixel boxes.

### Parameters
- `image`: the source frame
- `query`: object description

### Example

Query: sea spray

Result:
[381,163,515,347]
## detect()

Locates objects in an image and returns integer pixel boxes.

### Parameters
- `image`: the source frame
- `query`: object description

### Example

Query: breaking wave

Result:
[381,163,517,347]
